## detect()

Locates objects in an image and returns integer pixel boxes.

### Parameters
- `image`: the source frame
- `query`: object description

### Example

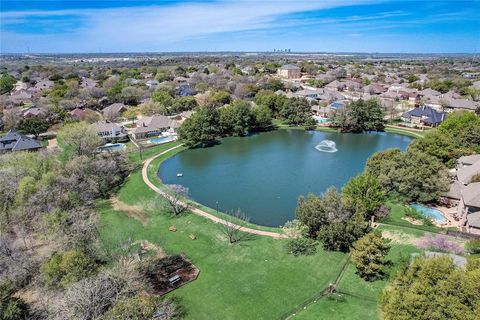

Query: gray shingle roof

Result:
[0,130,42,152]
[403,106,446,125]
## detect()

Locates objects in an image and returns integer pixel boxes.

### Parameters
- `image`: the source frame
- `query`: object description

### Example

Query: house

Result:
[328,101,347,110]
[68,108,97,121]
[22,107,46,119]
[0,129,42,153]
[325,80,346,91]
[277,65,301,79]
[34,79,54,91]
[402,106,446,127]
[176,84,196,97]
[91,121,128,142]
[102,103,128,120]
[172,111,194,123]
[80,77,97,88]
[444,99,478,112]
[132,114,180,140]
[10,89,33,105]
[444,155,480,234]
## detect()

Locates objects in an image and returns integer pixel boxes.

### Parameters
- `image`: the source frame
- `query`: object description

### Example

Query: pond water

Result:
[159,130,412,227]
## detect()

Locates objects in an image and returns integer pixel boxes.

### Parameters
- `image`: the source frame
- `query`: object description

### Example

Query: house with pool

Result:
[444,154,480,234]
[131,114,180,140]
[91,120,129,143]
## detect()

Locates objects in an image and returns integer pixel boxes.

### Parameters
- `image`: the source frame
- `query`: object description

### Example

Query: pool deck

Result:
[142,145,285,239]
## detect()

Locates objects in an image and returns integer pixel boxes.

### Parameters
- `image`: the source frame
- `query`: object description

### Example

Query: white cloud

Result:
[0,0,371,52]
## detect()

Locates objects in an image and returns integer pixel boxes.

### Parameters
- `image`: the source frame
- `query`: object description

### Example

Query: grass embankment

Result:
[98,140,432,319]
[98,154,347,319]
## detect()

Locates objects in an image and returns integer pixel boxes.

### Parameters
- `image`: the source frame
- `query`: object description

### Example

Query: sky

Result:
[1,0,479,53]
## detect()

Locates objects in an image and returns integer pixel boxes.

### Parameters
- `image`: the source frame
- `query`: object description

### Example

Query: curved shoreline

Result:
[142,144,285,239]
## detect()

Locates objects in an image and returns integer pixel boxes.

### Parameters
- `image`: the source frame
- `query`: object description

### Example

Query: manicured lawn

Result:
[98,142,426,320]
[99,163,348,319]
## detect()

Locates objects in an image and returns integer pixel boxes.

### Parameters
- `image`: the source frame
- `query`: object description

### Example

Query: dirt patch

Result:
[111,197,149,226]
[135,239,166,258]
[402,216,424,225]
[382,230,418,245]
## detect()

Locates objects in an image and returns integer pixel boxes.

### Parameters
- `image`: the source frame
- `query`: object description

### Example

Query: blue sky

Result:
[1,0,479,53]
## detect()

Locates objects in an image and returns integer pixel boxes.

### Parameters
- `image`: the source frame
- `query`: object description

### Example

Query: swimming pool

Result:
[410,204,446,224]
[149,136,176,144]
[313,116,330,124]
[96,143,126,152]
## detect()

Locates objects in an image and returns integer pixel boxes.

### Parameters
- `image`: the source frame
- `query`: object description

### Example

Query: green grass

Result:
[379,202,446,234]
[384,125,427,139]
[99,192,346,319]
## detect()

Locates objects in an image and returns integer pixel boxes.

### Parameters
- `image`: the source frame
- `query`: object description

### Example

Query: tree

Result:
[211,90,231,107]
[381,256,480,320]
[164,185,189,216]
[279,97,313,126]
[342,172,386,218]
[16,118,50,138]
[101,295,181,320]
[331,99,385,133]
[152,90,173,107]
[252,104,273,131]
[0,74,16,95]
[42,250,98,287]
[57,122,103,157]
[177,106,220,147]
[171,96,198,113]
[317,210,369,252]
[218,210,252,244]
[54,272,125,320]
[295,188,344,237]
[351,232,390,281]
[366,148,449,203]
[254,89,285,116]
[219,100,254,136]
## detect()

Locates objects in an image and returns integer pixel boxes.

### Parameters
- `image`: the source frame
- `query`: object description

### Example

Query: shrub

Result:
[101,295,182,320]
[42,250,98,287]
[417,235,465,255]
[285,237,317,256]
[0,282,29,320]
[465,239,480,255]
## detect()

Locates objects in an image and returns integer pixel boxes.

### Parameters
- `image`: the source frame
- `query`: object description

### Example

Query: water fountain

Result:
[315,140,338,153]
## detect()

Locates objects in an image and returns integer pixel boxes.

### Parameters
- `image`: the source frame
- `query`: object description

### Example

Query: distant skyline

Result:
[1,0,479,54]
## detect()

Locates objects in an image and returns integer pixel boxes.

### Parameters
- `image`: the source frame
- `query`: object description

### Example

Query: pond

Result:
[159,130,412,227]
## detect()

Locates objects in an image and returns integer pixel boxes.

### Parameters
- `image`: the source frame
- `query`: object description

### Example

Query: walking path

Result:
[141,145,285,239]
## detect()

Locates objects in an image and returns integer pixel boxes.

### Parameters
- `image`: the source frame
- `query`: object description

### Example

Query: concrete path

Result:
[142,145,285,239]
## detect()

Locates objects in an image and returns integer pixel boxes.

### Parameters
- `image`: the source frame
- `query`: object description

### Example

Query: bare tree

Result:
[52,272,124,320]
[218,210,252,244]
[164,184,189,216]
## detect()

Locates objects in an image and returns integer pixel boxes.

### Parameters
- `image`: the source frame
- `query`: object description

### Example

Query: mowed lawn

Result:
[98,142,426,320]
[98,143,348,319]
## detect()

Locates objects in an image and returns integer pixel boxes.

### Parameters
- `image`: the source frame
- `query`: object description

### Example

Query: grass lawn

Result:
[97,140,428,320]
[379,202,446,234]
[99,159,349,319]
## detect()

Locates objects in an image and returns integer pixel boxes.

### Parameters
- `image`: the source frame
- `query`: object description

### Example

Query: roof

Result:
[419,88,441,96]
[447,99,478,110]
[468,211,480,228]
[458,154,480,166]
[457,160,480,185]
[102,103,128,115]
[329,101,346,109]
[279,64,300,70]
[133,115,179,134]
[0,129,42,152]
[403,106,446,125]
[91,120,123,133]
[462,182,480,208]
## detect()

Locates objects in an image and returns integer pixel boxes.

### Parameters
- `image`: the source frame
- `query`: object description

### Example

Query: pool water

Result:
[410,204,446,224]
[149,136,175,144]
[97,143,126,152]
[313,116,330,124]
